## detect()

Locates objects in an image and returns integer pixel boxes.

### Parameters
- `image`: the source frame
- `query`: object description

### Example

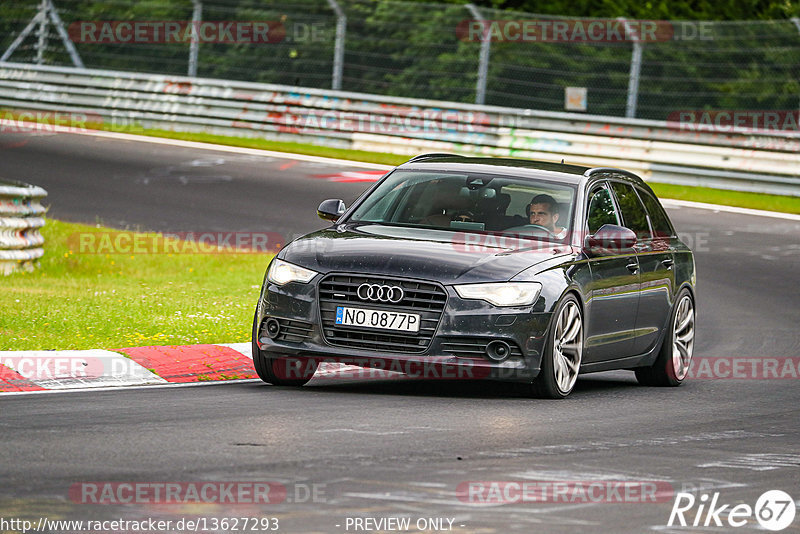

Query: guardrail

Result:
[0,179,47,275]
[1,62,798,196]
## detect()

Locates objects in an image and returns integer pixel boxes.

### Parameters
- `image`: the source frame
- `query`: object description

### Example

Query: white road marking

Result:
[485,431,785,458]
[215,342,252,359]
[26,122,391,170]
[661,198,800,220]
[316,428,407,435]
[697,453,800,471]
[341,491,601,518]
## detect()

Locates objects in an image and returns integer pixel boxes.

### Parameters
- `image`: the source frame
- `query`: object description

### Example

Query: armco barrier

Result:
[0,62,798,196]
[0,180,47,275]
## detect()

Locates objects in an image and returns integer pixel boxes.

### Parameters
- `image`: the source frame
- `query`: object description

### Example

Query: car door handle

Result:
[661,258,674,268]
[626,262,639,273]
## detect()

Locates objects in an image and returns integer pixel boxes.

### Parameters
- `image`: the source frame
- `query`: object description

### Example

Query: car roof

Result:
[398,154,647,189]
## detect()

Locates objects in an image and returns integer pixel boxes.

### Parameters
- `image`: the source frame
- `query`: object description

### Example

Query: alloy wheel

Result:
[553,300,583,393]
[671,295,695,380]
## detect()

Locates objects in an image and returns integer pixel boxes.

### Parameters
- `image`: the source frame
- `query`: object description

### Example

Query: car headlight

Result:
[267,259,318,285]
[454,282,542,307]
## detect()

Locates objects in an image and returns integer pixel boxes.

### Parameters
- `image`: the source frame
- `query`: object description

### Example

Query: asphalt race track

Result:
[2,130,799,533]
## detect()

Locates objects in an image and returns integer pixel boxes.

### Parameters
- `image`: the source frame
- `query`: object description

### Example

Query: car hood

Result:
[280,223,575,284]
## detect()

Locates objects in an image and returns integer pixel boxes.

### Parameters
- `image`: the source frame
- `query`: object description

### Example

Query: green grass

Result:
[130,127,410,167]
[0,220,270,350]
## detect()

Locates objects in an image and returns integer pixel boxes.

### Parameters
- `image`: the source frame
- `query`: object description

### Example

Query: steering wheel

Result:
[451,210,475,223]
[504,224,554,236]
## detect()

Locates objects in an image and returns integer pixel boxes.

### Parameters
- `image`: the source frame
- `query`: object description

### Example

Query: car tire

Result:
[635,289,695,387]
[251,311,317,386]
[530,294,584,399]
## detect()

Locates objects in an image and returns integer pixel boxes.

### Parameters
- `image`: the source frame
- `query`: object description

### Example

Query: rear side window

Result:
[638,189,675,238]
[586,185,619,234]
[610,182,651,239]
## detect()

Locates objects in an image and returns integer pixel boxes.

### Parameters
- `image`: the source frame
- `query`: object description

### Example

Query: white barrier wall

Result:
[1,62,798,196]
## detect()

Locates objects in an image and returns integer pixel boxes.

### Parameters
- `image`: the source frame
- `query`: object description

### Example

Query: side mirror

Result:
[317,199,346,222]
[584,224,637,257]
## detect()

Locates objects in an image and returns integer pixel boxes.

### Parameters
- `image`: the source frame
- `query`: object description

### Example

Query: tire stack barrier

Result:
[0,180,47,275]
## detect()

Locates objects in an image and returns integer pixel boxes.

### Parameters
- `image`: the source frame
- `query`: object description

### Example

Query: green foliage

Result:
[1,0,797,118]
[471,0,800,20]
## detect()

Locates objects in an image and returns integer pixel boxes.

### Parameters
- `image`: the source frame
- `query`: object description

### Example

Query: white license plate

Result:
[335,306,420,332]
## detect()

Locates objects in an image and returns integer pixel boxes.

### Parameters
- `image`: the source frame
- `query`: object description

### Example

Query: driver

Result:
[527,194,567,238]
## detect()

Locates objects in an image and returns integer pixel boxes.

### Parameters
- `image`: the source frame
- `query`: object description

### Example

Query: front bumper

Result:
[255,276,553,383]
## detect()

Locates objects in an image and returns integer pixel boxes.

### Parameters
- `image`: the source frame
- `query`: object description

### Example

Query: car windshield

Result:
[346,170,576,241]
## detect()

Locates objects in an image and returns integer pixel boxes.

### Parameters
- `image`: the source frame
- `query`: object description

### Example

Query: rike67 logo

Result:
[668,490,795,531]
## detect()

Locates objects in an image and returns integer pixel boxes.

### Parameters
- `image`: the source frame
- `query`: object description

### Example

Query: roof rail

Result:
[406,153,459,163]
[584,167,643,181]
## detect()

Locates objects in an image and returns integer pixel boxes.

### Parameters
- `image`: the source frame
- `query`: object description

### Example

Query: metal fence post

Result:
[793,18,800,112]
[2,0,83,67]
[466,3,490,105]
[188,0,202,77]
[35,0,48,64]
[326,0,346,91]
[619,17,642,118]
[2,9,45,63]
[45,0,84,68]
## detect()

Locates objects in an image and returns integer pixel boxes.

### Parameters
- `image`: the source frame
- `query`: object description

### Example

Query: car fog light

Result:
[265,318,281,339]
[486,340,511,362]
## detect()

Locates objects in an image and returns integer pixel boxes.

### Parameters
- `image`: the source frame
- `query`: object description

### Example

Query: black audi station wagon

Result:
[252,155,696,398]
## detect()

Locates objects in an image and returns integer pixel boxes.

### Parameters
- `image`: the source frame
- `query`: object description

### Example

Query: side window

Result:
[610,182,651,239]
[357,184,407,222]
[586,185,619,234]
[638,189,675,239]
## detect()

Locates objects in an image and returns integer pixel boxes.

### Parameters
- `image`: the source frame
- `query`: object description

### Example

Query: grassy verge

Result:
[0,220,270,350]
[648,183,800,214]
[128,127,411,167]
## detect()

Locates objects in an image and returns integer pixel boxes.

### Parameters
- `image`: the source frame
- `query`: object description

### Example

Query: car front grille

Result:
[441,337,523,359]
[318,274,447,353]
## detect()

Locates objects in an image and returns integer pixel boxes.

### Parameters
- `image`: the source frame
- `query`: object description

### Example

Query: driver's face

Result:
[529,203,558,230]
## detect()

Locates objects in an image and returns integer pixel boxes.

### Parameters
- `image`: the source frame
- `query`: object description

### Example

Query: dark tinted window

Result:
[586,185,619,234]
[348,170,576,241]
[638,189,674,238]
[610,182,651,239]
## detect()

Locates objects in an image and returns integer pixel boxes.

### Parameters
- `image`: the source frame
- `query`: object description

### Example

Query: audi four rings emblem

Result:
[357,283,404,303]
